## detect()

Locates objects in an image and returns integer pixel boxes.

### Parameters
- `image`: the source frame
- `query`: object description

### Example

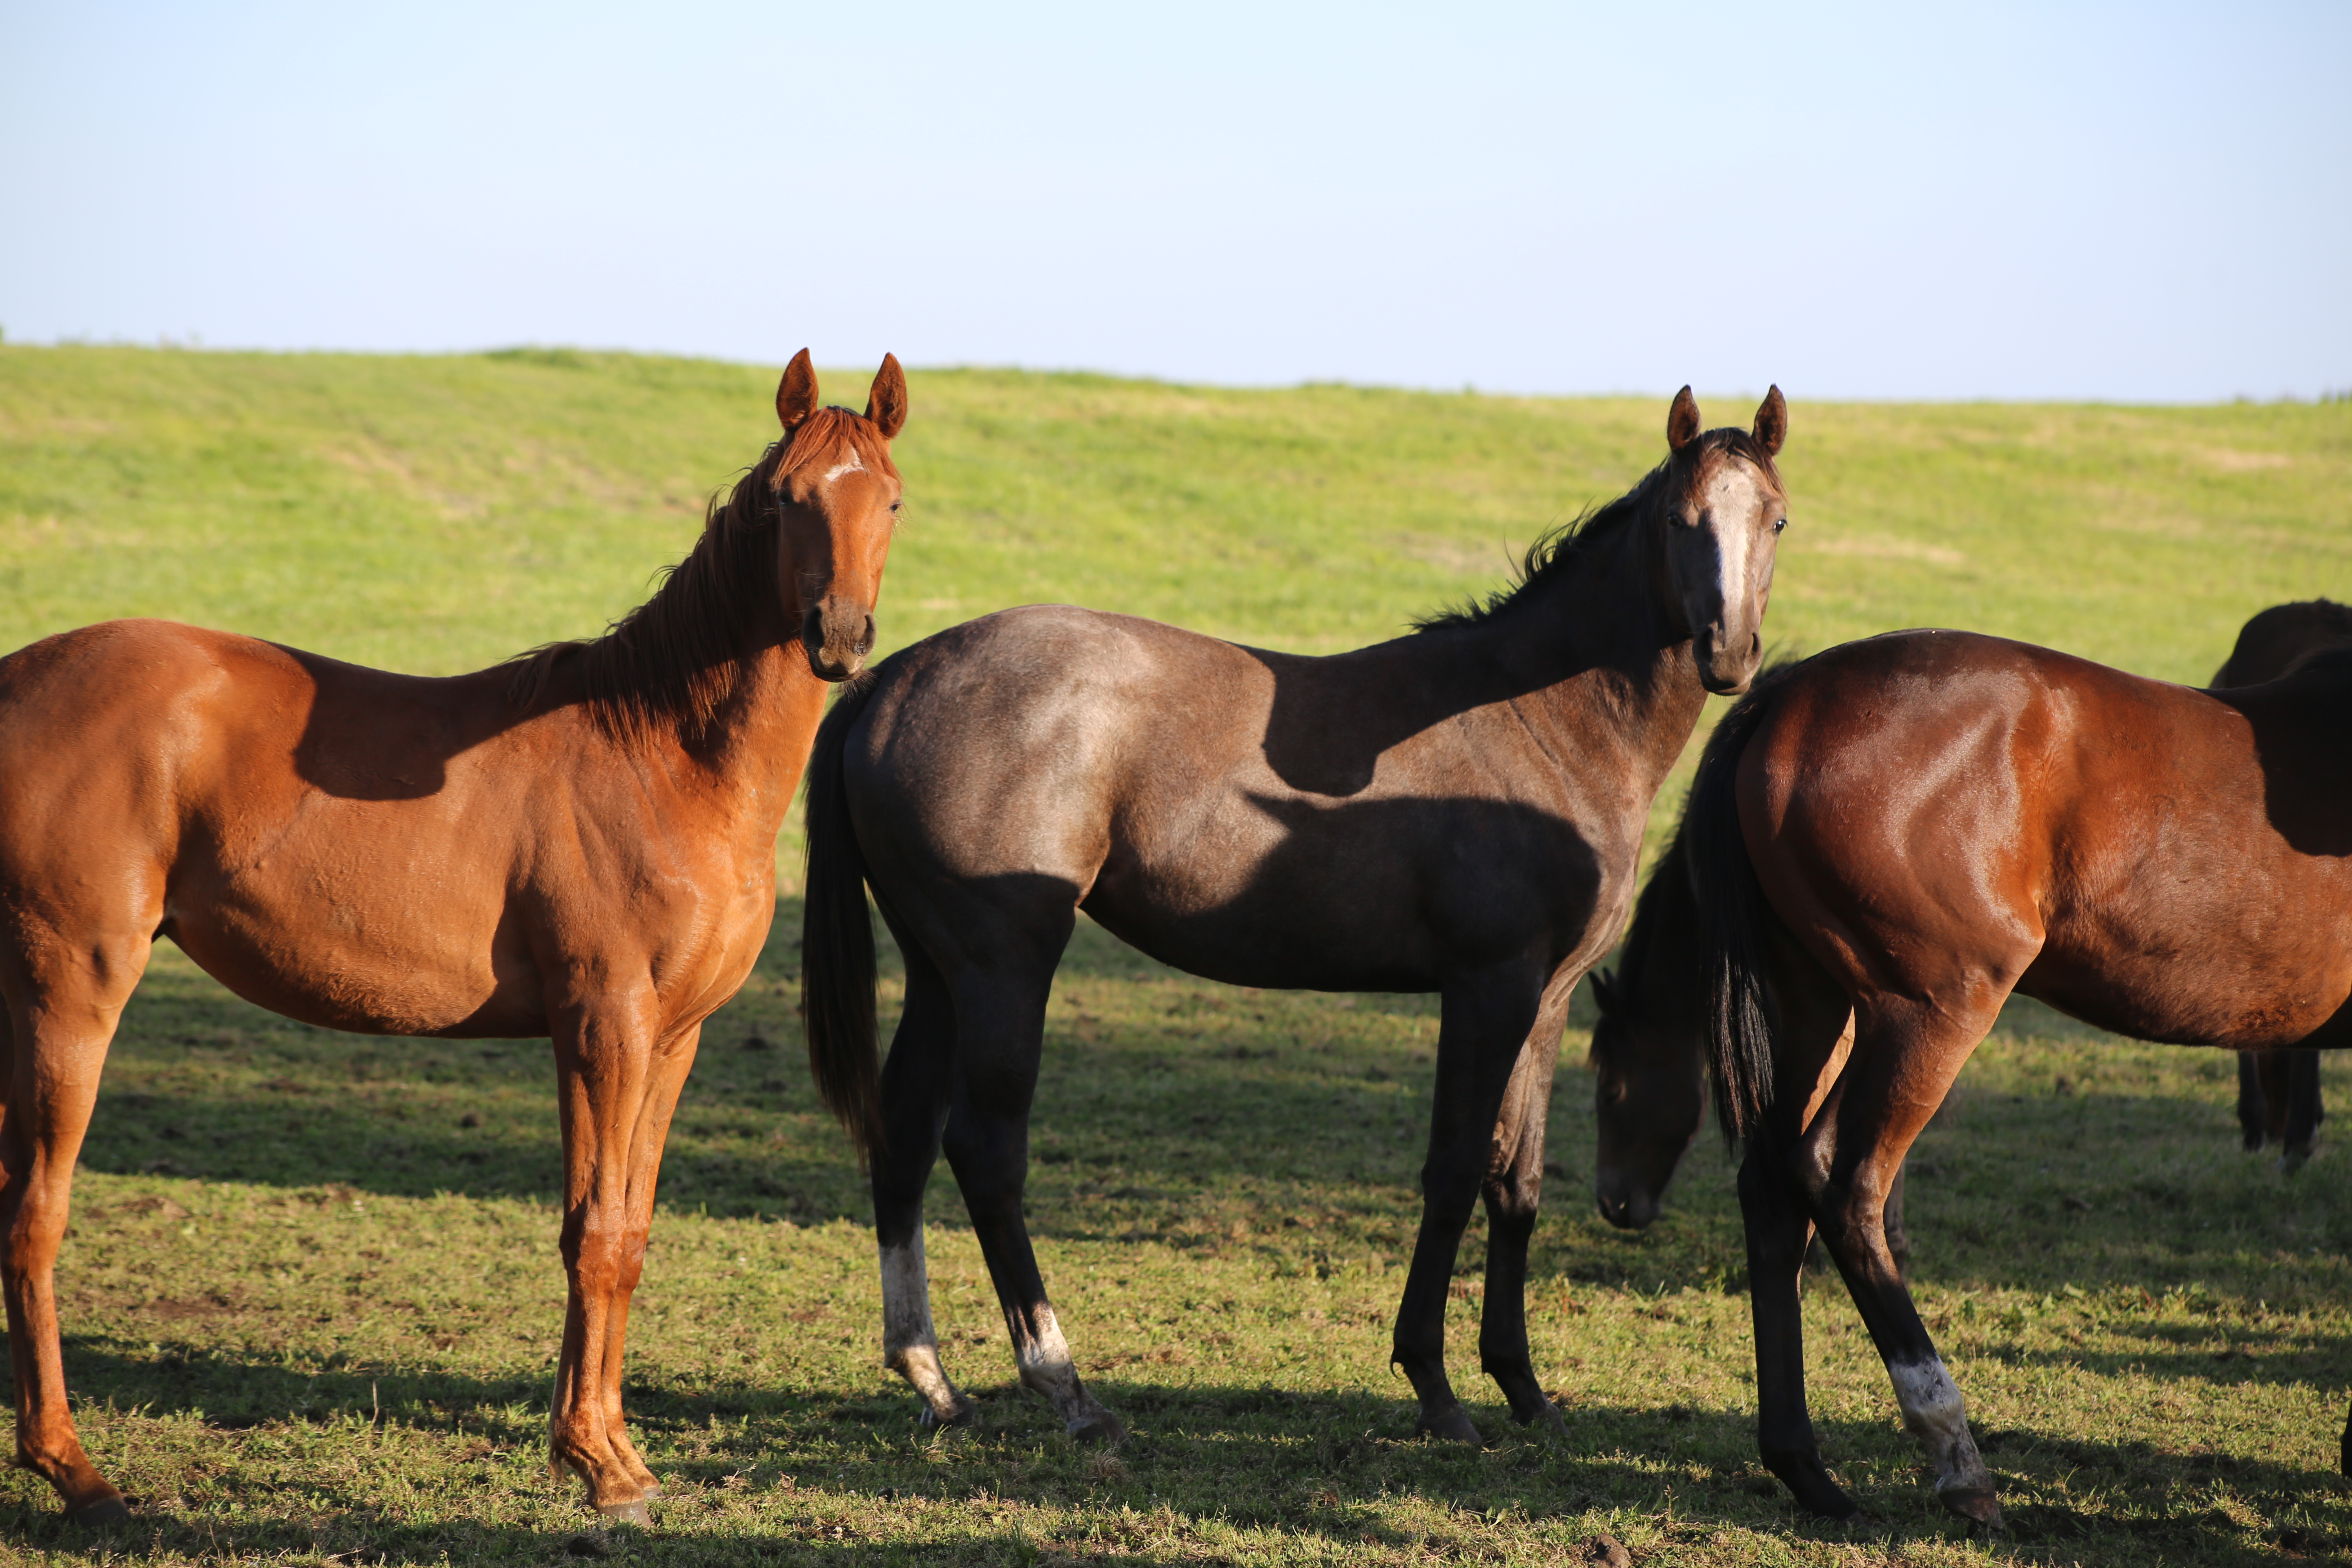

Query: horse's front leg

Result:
[1740,1130,1851,1517]
[1740,933,1866,1518]
[591,1023,701,1501]
[2281,1050,2323,1174]
[548,991,671,1521]
[1476,973,1572,1437]
[1392,964,1545,1444]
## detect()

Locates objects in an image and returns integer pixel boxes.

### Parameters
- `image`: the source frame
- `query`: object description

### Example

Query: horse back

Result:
[0,619,772,1039]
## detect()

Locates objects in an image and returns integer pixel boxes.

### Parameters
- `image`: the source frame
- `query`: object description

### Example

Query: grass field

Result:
[0,345,2350,1565]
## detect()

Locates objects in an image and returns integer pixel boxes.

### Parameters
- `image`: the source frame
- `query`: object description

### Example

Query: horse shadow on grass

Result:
[9,1340,2330,1563]
[77,895,1584,1224]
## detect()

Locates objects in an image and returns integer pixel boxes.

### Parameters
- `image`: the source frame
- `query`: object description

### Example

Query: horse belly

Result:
[1084,890,1436,992]
[2027,911,2352,1050]
[167,864,532,1038]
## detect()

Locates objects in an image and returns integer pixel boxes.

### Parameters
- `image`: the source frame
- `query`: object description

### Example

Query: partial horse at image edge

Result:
[1589,596,2352,1238]
[1684,627,2352,1527]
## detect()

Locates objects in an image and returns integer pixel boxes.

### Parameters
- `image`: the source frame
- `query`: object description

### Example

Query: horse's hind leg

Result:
[942,946,1121,1442]
[0,934,149,1524]
[1883,1163,1911,1275]
[1392,965,1545,1444]
[1806,996,2006,1529]
[1475,973,1571,1438]
[873,938,973,1426]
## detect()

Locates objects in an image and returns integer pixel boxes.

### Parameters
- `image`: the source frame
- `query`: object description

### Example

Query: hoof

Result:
[1067,1410,1127,1445]
[1414,1405,1484,1446]
[918,1399,974,1430]
[1763,1449,1858,1519]
[1512,1399,1571,1440]
[594,1497,651,1525]
[1938,1485,2005,1530]
[66,1494,129,1528]
[2281,1146,2313,1176]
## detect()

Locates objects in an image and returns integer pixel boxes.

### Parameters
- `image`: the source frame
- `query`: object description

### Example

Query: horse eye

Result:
[889,501,903,513]
[1773,517,1788,534]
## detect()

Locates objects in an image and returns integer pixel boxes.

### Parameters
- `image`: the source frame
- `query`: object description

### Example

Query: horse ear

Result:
[1752,385,1787,457]
[865,353,908,440]
[1666,386,1702,452]
[775,349,819,432]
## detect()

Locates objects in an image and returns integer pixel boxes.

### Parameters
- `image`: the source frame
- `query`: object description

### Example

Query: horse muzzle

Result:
[1594,1176,1662,1232]
[1696,627,1763,696]
[802,601,876,683]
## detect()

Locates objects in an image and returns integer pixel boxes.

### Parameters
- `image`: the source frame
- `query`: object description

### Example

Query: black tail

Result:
[801,674,884,1162]
[1685,658,1807,1145]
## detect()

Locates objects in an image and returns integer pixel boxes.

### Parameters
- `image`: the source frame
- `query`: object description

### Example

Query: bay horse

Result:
[1591,600,2352,1234]
[801,388,1789,1446]
[2214,599,2352,1168]
[0,351,906,1525]
[1685,627,2352,1527]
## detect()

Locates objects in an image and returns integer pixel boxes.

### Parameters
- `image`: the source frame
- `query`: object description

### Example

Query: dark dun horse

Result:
[1591,599,2352,1233]
[2215,599,2352,1167]
[0,352,905,1524]
[802,389,1789,1444]
[1684,627,2352,1527]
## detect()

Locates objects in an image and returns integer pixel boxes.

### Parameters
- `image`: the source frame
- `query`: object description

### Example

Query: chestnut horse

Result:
[1590,600,2352,1234]
[0,351,906,1524]
[802,388,1788,1446]
[1685,628,2352,1527]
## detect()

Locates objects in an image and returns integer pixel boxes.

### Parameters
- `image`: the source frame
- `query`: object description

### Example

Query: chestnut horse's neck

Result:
[507,441,834,829]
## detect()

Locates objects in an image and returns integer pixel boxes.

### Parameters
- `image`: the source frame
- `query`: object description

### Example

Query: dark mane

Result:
[505,405,880,742]
[1413,427,1780,633]
[1608,833,1693,1007]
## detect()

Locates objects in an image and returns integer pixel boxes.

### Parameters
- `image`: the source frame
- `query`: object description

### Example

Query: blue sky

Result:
[2,1,2345,399]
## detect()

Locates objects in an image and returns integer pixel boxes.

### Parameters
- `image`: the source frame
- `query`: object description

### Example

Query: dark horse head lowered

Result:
[800,386,1789,1453]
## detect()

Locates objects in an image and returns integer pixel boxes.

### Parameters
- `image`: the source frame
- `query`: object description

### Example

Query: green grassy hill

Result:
[8,344,2344,882]
[4,346,2352,1566]
[7,345,2346,679]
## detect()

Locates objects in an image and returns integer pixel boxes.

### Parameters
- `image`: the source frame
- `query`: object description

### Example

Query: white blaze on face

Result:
[1699,462,1768,627]
[823,448,867,484]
